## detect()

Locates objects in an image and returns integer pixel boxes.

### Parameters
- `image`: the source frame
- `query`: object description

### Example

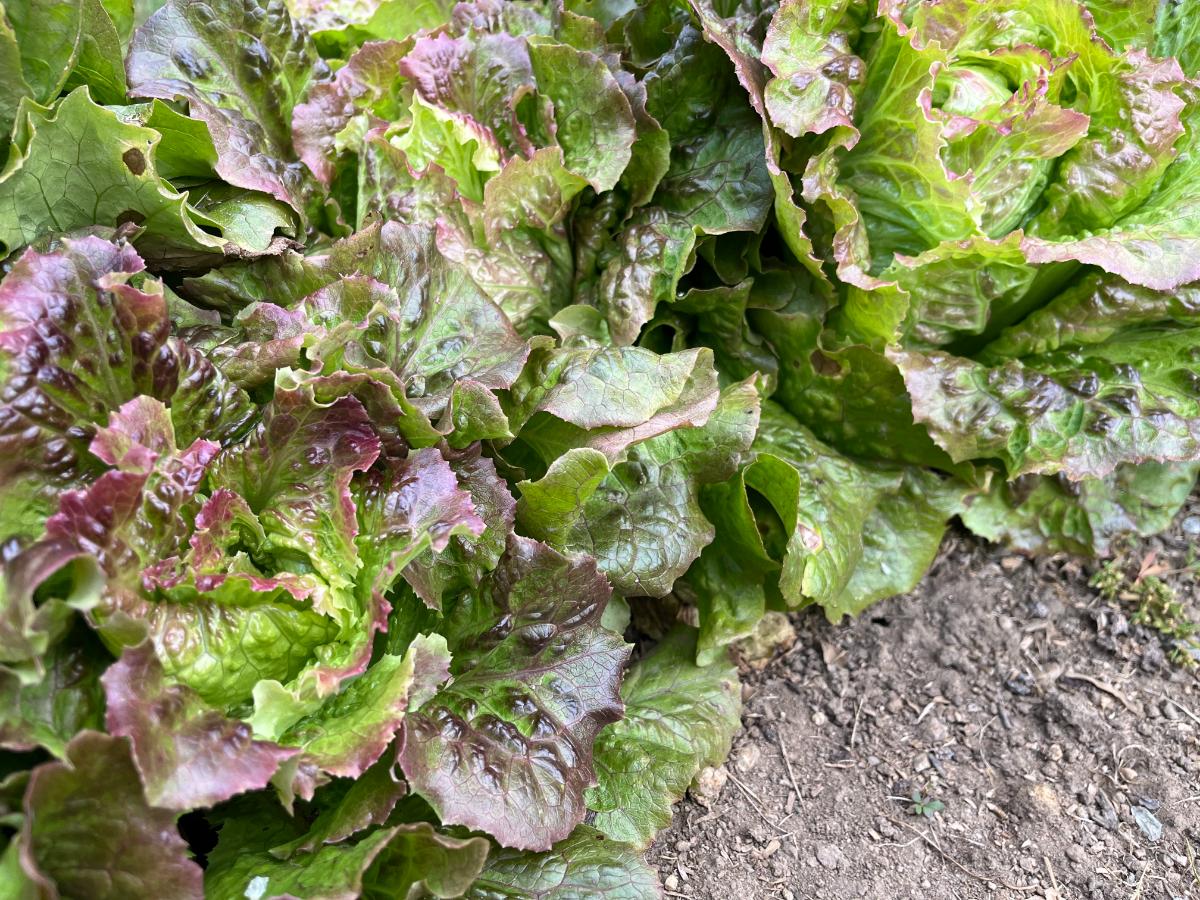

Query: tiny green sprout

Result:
[1130,577,1200,669]
[1089,560,1125,601]
[909,790,944,818]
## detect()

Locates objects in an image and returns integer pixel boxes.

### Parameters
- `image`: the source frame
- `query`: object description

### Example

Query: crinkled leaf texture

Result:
[6,0,1200,896]
[587,626,740,848]
[205,795,491,900]
[102,643,297,809]
[516,377,760,596]
[17,731,204,899]
[399,535,629,851]
[0,235,253,545]
[466,826,662,899]
[127,0,326,216]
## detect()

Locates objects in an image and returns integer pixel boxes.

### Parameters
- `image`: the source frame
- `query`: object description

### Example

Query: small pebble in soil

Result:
[815,843,843,869]
[733,743,761,773]
[1005,672,1035,695]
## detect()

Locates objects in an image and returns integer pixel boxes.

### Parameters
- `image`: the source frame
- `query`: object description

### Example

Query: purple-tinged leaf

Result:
[19,731,203,899]
[102,643,297,809]
[399,535,628,851]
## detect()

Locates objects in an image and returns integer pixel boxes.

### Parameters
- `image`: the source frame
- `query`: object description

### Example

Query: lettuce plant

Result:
[1,0,1199,895]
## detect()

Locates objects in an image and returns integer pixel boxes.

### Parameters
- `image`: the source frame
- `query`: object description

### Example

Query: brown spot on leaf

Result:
[122,147,147,175]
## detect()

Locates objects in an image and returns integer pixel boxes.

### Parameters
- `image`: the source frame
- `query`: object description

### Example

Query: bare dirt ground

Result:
[648,503,1200,900]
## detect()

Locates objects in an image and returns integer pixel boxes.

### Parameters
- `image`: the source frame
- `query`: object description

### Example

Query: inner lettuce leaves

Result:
[3,0,1200,895]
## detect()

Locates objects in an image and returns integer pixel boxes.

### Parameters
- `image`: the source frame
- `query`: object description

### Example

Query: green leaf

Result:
[508,344,720,466]
[0,90,284,264]
[0,626,106,757]
[587,626,740,848]
[891,328,1200,479]
[127,0,325,216]
[962,462,1200,556]
[465,826,661,899]
[209,383,382,617]
[760,0,866,139]
[270,753,408,857]
[205,799,400,900]
[830,467,965,617]
[748,402,901,613]
[362,822,491,900]
[1087,0,1158,49]
[527,39,637,191]
[275,634,449,782]
[981,271,1200,361]
[517,378,760,596]
[2,0,82,105]
[61,0,128,104]
[836,15,973,268]
[685,471,778,666]
[102,642,296,809]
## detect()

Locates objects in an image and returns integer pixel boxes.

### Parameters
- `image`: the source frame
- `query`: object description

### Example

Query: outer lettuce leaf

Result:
[127,0,326,217]
[833,466,966,616]
[0,538,103,680]
[753,297,958,470]
[506,344,720,465]
[465,826,661,899]
[102,642,296,809]
[207,793,489,900]
[0,0,127,130]
[269,753,408,857]
[399,536,629,851]
[684,470,778,665]
[962,462,1200,556]
[737,402,964,621]
[0,625,106,756]
[891,329,1200,479]
[586,626,740,848]
[361,822,491,899]
[205,794,484,900]
[982,272,1200,360]
[18,731,203,899]
[0,90,294,265]
[526,38,636,192]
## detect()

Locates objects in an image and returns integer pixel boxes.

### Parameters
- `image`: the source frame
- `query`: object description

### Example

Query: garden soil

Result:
[646,502,1200,900]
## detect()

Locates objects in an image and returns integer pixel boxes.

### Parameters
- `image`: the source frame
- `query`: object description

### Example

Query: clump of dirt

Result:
[649,503,1200,899]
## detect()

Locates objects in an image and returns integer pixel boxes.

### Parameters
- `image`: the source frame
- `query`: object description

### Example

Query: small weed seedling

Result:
[1089,562,1200,668]
[909,790,945,818]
